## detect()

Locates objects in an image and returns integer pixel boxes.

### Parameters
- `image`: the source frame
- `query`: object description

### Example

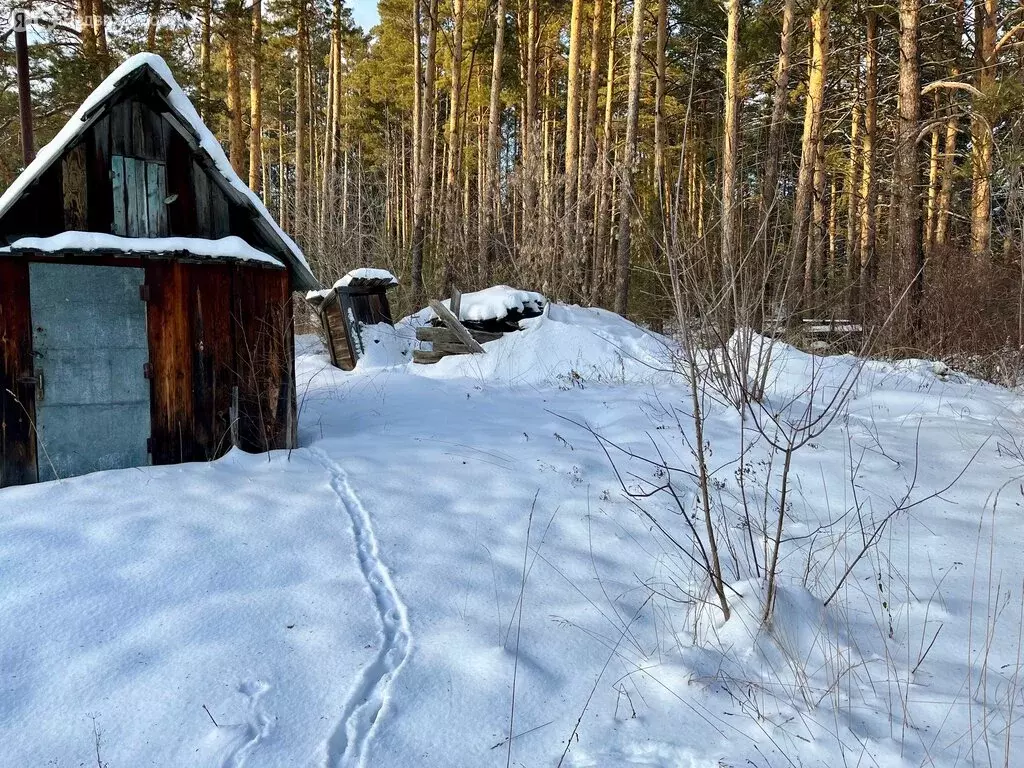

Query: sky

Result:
[349,0,381,33]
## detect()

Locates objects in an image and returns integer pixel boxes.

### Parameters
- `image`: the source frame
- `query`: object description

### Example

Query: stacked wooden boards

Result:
[413,293,499,364]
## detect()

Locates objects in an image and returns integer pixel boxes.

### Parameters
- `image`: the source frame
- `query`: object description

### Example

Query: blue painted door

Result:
[29,263,151,481]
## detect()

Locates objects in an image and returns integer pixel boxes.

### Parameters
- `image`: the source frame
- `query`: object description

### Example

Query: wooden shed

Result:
[307,269,398,370]
[0,54,320,487]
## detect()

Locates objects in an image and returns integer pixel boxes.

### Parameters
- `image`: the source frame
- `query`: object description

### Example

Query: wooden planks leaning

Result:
[413,293,497,364]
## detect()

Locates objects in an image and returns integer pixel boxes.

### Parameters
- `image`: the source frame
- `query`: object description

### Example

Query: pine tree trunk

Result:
[613,0,645,315]
[249,0,264,196]
[579,0,607,297]
[479,0,506,283]
[844,64,862,293]
[225,1,246,177]
[858,10,879,310]
[411,0,438,302]
[592,0,618,306]
[924,115,940,253]
[523,0,540,256]
[895,0,923,318]
[94,0,109,76]
[970,0,996,262]
[563,0,585,266]
[761,0,796,227]
[146,0,161,50]
[721,0,742,292]
[792,0,830,308]
[443,0,465,289]
[78,0,97,84]
[935,103,958,247]
[200,0,212,120]
[935,0,963,250]
[295,0,308,229]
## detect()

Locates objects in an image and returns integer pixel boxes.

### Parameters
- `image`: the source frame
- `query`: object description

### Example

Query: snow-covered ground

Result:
[2,304,1023,767]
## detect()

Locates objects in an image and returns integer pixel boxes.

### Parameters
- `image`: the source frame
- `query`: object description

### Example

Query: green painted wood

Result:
[146,162,168,236]
[124,157,148,236]
[29,263,151,481]
[111,155,126,235]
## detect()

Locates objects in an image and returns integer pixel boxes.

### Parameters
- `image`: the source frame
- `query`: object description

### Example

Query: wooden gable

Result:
[0,65,316,290]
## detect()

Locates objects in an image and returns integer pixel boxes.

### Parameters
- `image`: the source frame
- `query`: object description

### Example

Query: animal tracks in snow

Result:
[311,448,412,768]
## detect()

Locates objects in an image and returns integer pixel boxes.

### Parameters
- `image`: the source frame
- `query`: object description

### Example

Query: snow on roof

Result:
[0,53,317,288]
[439,285,547,323]
[334,268,399,289]
[0,233,284,267]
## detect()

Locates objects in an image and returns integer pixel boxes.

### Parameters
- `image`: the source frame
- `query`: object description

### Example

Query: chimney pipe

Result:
[14,17,34,166]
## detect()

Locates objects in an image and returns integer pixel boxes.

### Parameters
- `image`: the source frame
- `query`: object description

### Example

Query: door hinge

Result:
[146,437,153,454]
[140,284,151,302]
[143,362,153,379]
[16,371,43,402]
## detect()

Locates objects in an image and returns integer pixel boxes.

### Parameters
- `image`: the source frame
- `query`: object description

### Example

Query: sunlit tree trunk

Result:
[721,0,741,291]
[761,0,795,230]
[479,0,506,283]
[411,0,438,302]
[249,0,264,196]
[613,0,645,315]
[895,0,923,317]
[793,0,830,307]
[592,0,618,306]
[225,0,246,177]
[858,10,879,312]
[970,0,997,262]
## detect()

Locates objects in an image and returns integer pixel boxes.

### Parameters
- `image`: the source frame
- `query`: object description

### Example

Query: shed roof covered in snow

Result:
[334,268,399,290]
[0,53,318,291]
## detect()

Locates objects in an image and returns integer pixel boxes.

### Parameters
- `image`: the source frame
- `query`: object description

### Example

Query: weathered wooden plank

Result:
[62,142,89,230]
[188,264,234,460]
[428,301,487,353]
[0,258,37,486]
[323,297,356,371]
[145,260,195,464]
[413,349,469,364]
[124,157,149,236]
[132,101,150,159]
[165,132,194,235]
[193,161,211,235]
[231,266,295,452]
[451,287,462,320]
[86,115,113,233]
[109,101,131,156]
[432,340,477,354]
[111,155,127,235]
[416,326,502,344]
[210,182,230,237]
[146,162,168,236]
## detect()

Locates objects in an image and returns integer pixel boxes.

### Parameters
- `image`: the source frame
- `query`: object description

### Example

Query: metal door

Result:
[29,263,151,481]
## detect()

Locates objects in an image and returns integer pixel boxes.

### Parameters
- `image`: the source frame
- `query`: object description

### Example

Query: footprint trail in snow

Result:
[312,448,412,768]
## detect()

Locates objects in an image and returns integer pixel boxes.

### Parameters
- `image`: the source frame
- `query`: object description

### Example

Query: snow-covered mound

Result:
[438,285,546,322]
[335,268,399,288]
[376,302,675,385]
